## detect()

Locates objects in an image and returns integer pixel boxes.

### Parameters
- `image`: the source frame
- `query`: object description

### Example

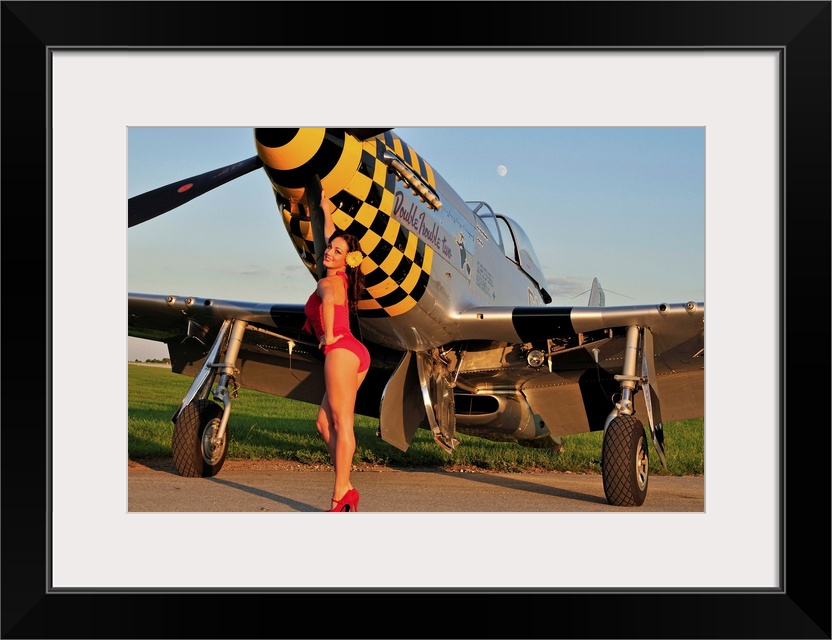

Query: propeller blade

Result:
[304,175,326,280]
[128,155,264,227]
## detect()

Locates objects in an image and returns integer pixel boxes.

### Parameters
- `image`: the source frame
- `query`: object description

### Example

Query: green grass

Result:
[128,363,704,475]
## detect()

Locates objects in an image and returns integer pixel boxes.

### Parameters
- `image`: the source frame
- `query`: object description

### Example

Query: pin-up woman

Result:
[302,192,370,511]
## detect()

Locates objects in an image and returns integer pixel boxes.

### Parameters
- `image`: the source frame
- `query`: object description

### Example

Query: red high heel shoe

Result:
[327,488,359,512]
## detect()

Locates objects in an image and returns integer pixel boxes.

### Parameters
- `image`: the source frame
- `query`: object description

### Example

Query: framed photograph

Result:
[5,2,829,638]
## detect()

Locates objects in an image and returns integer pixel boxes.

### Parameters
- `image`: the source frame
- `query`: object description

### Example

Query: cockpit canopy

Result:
[466,201,552,304]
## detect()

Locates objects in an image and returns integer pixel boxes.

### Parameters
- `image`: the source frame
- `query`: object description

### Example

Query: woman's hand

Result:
[319,334,343,350]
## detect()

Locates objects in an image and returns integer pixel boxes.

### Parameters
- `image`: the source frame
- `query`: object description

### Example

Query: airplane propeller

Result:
[127,128,393,228]
[128,155,264,227]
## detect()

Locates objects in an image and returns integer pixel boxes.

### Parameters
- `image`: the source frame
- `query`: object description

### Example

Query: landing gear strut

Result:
[601,325,664,506]
[170,319,247,477]
[416,349,459,453]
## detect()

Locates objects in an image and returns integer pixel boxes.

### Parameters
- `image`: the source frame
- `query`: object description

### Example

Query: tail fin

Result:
[587,278,605,307]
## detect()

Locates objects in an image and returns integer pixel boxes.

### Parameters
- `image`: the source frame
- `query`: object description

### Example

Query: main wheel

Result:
[602,415,649,506]
[172,399,228,478]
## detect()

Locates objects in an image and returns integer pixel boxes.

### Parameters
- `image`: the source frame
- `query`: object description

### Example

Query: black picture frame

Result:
[3,1,829,638]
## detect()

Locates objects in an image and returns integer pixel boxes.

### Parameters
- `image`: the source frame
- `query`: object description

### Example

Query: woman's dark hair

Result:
[329,229,365,313]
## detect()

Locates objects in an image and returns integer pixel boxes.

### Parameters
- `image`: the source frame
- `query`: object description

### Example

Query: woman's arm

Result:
[321,190,336,242]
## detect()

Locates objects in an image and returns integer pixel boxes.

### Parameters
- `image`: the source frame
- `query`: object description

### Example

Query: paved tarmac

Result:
[128,460,704,512]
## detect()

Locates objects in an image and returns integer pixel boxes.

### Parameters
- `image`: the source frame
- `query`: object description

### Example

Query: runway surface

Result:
[128,459,704,512]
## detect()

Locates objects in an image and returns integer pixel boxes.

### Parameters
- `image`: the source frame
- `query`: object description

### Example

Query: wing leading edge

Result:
[453,301,704,346]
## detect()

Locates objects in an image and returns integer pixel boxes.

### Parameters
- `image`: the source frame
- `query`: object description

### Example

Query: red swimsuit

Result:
[303,271,370,374]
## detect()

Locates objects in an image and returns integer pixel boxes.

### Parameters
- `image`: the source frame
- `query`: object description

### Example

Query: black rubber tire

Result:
[602,415,649,506]
[172,400,227,478]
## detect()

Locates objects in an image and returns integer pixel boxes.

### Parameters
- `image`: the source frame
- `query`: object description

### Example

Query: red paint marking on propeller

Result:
[177,183,194,193]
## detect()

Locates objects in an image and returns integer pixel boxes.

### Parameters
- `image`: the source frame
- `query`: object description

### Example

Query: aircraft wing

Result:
[448,301,705,438]
[128,293,329,404]
[128,292,401,418]
[454,301,703,350]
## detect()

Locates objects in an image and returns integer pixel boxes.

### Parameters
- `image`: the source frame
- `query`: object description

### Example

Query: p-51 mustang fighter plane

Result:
[128,128,704,507]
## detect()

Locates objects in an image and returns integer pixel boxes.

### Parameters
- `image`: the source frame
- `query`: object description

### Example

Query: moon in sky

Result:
[497,164,507,177]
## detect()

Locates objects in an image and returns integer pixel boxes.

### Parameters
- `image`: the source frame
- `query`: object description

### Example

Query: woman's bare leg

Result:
[315,396,336,460]
[322,348,367,505]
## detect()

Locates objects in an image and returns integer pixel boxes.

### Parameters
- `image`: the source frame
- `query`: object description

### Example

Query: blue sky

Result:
[128,127,704,360]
